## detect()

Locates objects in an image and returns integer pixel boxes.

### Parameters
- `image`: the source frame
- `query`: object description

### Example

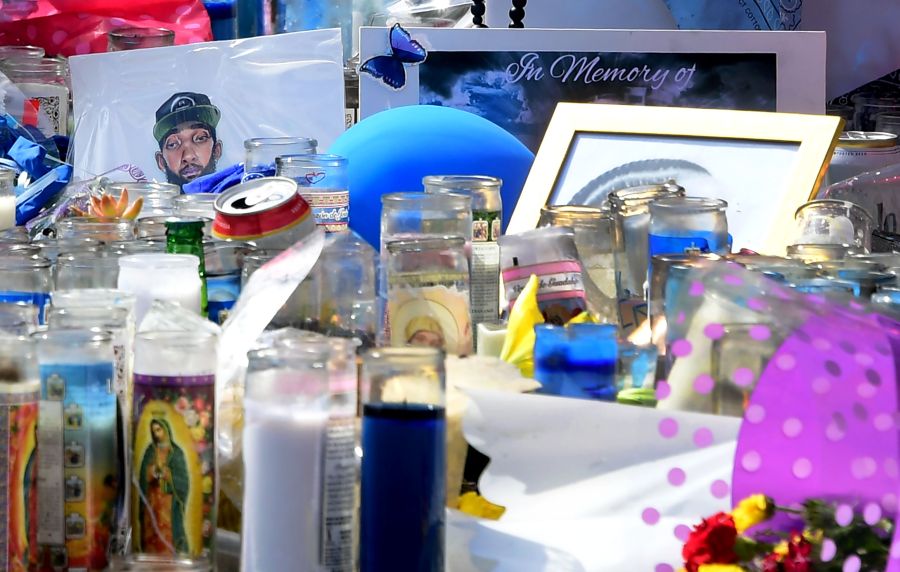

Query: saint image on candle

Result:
[138,418,190,554]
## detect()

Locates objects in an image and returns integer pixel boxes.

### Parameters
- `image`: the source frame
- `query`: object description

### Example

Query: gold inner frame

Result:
[508,103,843,255]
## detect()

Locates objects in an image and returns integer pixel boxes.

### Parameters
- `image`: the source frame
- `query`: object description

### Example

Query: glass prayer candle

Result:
[0,243,40,256]
[380,191,471,253]
[0,167,16,230]
[54,249,123,290]
[242,251,321,332]
[56,218,137,243]
[649,197,729,258]
[793,199,874,251]
[34,329,119,570]
[243,137,318,178]
[532,324,618,401]
[318,231,377,347]
[104,182,180,220]
[0,335,40,571]
[107,27,176,51]
[785,243,855,264]
[0,225,30,244]
[425,175,503,332]
[173,194,218,224]
[241,343,330,572]
[0,255,52,323]
[360,347,446,572]
[384,236,472,355]
[0,45,45,64]
[204,242,254,326]
[132,331,217,563]
[0,302,39,335]
[4,58,69,137]
[117,254,203,325]
[275,154,349,233]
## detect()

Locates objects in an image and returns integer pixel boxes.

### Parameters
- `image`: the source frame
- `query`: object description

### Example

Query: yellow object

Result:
[697,566,745,572]
[500,275,544,378]
[731,494,774,533]
[566,311,597,325]
[772,540,789,557]
[458,492,506,520]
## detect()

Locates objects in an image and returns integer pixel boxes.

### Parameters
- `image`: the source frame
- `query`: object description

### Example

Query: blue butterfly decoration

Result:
[360,24,427,90]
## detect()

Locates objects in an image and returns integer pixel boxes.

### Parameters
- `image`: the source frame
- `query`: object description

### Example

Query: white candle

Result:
[476,322,507,358]
[117,254,202,326]
[241,401,327,571]
[0,196,15,230]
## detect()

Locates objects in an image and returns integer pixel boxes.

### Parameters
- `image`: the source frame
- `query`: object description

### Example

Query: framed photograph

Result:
[359,27,826,154]
[507,103,843,254]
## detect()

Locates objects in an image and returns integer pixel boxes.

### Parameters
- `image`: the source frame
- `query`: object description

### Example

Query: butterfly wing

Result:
[389,24,427,65]
[359,55,407,90]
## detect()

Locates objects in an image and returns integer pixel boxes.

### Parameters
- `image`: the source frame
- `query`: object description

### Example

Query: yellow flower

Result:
[457,492,505,520]
[731,494,774,533]
[698,566,745,572]
[500,275,544,378]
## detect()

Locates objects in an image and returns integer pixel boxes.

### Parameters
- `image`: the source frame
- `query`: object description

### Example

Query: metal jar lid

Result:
[837,131,898,149]
[212,177,311,241]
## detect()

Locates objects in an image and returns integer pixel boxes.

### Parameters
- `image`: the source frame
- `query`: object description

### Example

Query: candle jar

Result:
[0,243,40,256]
[539,205,617,321]
[385,236,472,356]
[275,154,349,232]
[0,255,52,323]
[318,231,377,347]
[852,93,900,131]
[710,324,779,417]
[0,302,39,335]
[876,113,900,137]
[0,335,40,571]
[242,251,321,331]
[174,194,218,222]
[117,254,203,324]
[203,0,238,40]
[533,324,618,401]
[241,343,330,571]
[0,225,30,244]
[4,58,69,137]
[132,331,217,562]
[34,329,119,570]
[786,243,855,263]
[0,45,45,64]
[104,182,180,219]
[793,199,874,251]
[56,218,137,242]
[34,237,101,264]
[54,249,123,290]
[380,191,471,253]
[205,242,254,325]
[425,175,503,332]
[649,197,729,257]
[243,137,318,178]
[107,27,176,51]
[608,184,685,331]
[0,167,16,230]
[360,347,446,572]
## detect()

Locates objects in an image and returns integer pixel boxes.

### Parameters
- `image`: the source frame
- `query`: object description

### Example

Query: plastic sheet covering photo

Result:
[818,162,900,245]
[68,29,345,189]
[449,261,900,571]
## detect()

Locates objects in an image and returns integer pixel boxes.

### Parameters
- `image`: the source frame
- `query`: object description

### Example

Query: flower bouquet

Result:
[682,494,894,572]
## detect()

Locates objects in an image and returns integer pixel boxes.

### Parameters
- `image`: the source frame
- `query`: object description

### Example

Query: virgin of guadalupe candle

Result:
[34,329,118,571]
[240,343,330,572]
[360,347,446,572]
[132,332,217,563]
[0,336,40,571]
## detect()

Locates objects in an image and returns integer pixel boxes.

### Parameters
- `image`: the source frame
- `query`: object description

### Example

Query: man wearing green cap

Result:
[153,92,223,186]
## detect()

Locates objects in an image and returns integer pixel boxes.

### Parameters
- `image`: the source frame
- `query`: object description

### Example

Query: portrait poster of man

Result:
[69,30,345,186]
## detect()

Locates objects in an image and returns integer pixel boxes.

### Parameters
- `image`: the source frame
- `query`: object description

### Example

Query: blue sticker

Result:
[0,291,50,324]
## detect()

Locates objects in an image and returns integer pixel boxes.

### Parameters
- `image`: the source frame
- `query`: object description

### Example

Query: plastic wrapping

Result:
[0,0,212,56]
[69,29,345,186]
[818,161,900,236]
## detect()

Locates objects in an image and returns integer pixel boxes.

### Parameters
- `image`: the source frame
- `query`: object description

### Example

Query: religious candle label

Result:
[132,374,215,559]
[0,388,39,571]
[470,209,501,337]
[299,190,350,233]
[387,277,473,356]
[502,261,587,325]
[321,416,356,571]
[37,362,117,571]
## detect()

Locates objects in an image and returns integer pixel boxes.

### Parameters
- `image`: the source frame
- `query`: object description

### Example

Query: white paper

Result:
[69,30,345,182]
[451,390,741,571]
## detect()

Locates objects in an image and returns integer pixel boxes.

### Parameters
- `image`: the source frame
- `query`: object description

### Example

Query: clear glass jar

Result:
[117,254,203,324]
[0,243,40,256]
[54,249,123,290]
[104,182,180,219]
[318,231,377,347]
[786,243,855,263]
[242,343,330,571]
[876,113,900,137]
[56,218,137,242]
[0,167,16,230]
[852,93,900,131]
[0,255,52,323]
[359,347,445,572]
[0,45,45,65]
[608,183,685,305]
[275,154,349,233]
[0,302,39,335]
[380,192,471,253]
[244,137,318,177]
[205,242,254,325]
[385,236,472,355]
[107,27,176,51]
[539,205,617,320]
[34,237,101,263]
[34,329,118,570]
[0,225,30,244]
[4,58,69,137]
[132,331,216,562]
[793,199,874,251]
[649,197,729,257]
[173,193,218,221]
[242,251,320,332]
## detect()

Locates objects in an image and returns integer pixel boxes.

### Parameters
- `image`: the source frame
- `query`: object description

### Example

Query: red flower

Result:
[783,533,813,572]
[682,512,739,572]
[760,552,782,572]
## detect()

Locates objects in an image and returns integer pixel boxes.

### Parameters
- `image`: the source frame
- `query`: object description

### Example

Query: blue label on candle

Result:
[648,234,713,257]
[0,291,50,324]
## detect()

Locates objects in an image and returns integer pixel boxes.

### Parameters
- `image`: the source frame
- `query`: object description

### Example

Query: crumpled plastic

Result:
[0,0,212,57]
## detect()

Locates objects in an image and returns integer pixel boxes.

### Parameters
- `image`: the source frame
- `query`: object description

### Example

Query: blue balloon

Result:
[328,105,535,251]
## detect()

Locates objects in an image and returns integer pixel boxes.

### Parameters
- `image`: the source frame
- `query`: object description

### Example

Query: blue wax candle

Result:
[361,402,446,571]
[564,324,618,401]
[203,0,237,40]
